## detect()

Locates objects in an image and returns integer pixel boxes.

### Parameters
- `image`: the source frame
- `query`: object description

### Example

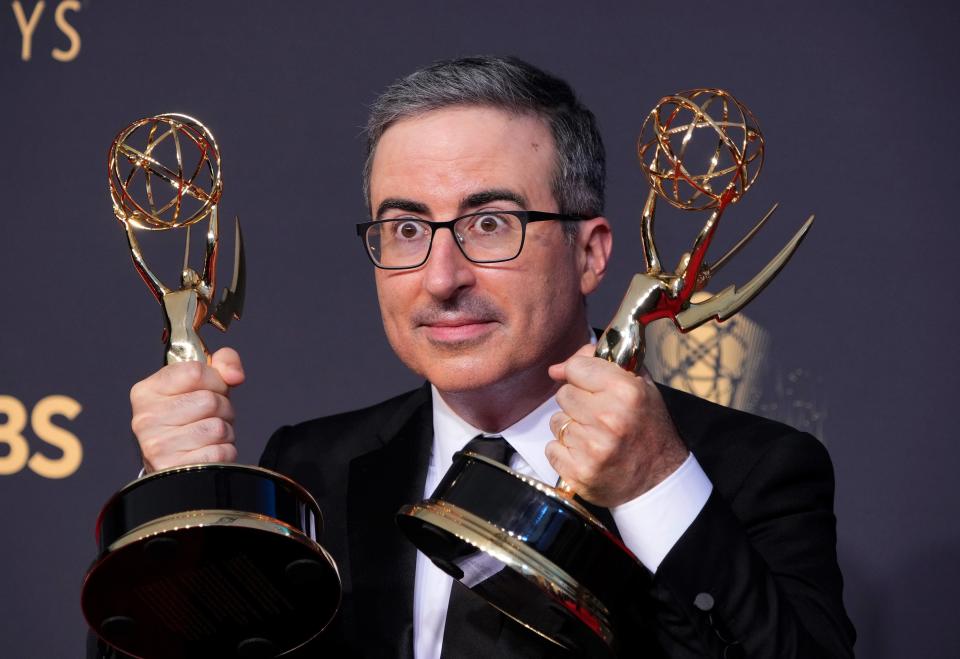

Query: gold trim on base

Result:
[402,499,615,650]
[106,508,332,571]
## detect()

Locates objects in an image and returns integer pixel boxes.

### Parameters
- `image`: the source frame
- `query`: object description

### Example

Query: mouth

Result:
[420,318,499,343]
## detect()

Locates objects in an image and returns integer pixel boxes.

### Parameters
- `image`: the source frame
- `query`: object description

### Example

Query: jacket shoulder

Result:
[658,383,833,498]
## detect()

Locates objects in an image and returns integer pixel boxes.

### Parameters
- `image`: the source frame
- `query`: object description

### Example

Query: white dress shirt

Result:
[413,385,714,659]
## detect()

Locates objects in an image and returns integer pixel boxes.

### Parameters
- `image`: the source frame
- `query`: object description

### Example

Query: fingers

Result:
[549,409,617,458]
[544,417,603,497]
[574,342,596,358]
[565,354,637,393]
[544,437,582,490]
[635,364,655,385]
[135,389,235,430]
[554,374,659,442]
[211,347,245,387]
[546,414,579,481]
[135,360,231,400]
[544,352,687,506]
[551,342,640,394]
[129,349,244,474]
[146,436,238,472]
[556,416,575,447]
[549,412,580,447]
[140,417,237,470]
[548,343,595,381]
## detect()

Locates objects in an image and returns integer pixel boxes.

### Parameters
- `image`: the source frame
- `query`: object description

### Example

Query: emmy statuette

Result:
[397,89,814,655]
[81,114,340,659]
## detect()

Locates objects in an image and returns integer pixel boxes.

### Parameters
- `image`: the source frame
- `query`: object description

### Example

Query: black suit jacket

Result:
[256,383,855,658]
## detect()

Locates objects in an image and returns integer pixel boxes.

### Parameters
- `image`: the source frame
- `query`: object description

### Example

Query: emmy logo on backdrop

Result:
[645,294,772,411]
[397,89,814,655]
[81,114,340,659]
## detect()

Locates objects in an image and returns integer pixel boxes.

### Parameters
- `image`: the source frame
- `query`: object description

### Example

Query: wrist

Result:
[635,442,689,499]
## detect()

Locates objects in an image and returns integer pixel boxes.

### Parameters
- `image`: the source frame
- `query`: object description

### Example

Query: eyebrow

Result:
[462,189,527,211]
[374,188,529,219]
[375,198,430,218]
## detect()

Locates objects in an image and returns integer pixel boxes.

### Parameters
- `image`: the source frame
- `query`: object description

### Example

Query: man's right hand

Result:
[130,347,245,474]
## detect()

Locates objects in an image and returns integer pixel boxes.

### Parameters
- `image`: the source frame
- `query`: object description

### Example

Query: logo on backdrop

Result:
[0,395,82,478]
[10,1,81,62]
[646,292,827,440]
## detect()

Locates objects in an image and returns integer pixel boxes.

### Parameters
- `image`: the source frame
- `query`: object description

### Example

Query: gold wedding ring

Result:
[557,418,574,447]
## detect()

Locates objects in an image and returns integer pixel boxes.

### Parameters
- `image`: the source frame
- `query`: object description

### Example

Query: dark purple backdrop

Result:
[1,1,957,656]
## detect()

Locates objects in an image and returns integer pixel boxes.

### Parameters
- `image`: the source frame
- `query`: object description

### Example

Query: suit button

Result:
[693,592,715,612]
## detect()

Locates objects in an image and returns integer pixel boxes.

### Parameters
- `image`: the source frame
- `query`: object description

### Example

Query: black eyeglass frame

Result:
[355,210,590,270]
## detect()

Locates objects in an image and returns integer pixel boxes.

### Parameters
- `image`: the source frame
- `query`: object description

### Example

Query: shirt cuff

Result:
[610,452,713,573]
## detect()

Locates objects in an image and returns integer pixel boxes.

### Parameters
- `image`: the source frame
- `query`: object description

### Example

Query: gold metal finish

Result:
[637,89,764,211]
[108,113,244,364]
[403,501,613,648]
[107,509,322,554]
[595,88,813,370]
[575,88,813,494]
[554,419,577,498]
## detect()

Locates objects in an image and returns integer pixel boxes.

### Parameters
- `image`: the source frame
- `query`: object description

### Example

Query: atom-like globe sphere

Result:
[108,113,222,230]
[638,89,764,211]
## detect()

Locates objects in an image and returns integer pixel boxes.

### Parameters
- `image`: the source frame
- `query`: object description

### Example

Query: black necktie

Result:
[460,433,516,465]
[440,435,513,658]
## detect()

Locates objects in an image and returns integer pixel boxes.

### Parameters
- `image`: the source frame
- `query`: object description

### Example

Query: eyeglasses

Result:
[356,210,588,270]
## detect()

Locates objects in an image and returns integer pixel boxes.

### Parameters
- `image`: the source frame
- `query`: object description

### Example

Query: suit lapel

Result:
[348,384,433,658]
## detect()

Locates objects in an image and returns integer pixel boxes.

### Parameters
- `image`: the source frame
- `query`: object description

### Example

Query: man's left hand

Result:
[546,343,689,508]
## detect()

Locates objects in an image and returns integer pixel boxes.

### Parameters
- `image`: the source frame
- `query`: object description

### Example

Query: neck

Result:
[436,323,592,432]
[438,370,559,433]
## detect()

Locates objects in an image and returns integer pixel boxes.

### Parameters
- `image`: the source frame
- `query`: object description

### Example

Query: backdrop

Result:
[1,1,957,656]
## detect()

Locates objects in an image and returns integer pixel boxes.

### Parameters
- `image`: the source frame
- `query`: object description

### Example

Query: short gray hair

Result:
[363,56,605,238]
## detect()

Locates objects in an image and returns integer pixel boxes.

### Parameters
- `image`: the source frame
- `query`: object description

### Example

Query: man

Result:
[124,57,855,657]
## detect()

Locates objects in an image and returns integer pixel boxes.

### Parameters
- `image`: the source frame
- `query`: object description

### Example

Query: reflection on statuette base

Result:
[82,465,341,659]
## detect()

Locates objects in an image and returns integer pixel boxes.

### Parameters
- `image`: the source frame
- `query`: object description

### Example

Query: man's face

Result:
[368,106,606,394]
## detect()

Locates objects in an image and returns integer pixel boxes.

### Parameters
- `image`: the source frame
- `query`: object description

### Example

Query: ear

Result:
[576,216,612,295]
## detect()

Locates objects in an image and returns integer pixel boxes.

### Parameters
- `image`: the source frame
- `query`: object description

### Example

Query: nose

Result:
[422,227,475,300]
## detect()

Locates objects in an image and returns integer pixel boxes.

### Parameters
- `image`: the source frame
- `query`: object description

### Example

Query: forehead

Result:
[369,106,556,212]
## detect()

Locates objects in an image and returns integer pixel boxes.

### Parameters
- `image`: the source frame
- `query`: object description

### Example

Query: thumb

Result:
[548,342,596,381]
[210,347,245,387]
[575,342,597,358]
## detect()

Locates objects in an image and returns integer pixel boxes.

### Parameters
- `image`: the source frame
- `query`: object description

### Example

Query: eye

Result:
[465,213,509,235]
[392,219,427,240]
[477,214,502,232]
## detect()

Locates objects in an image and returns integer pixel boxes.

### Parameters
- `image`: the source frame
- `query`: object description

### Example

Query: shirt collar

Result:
[429,327,595,486]
[430,385,560,484]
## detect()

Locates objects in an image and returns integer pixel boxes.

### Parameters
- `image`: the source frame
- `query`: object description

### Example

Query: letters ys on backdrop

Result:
[10,0,81,62]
